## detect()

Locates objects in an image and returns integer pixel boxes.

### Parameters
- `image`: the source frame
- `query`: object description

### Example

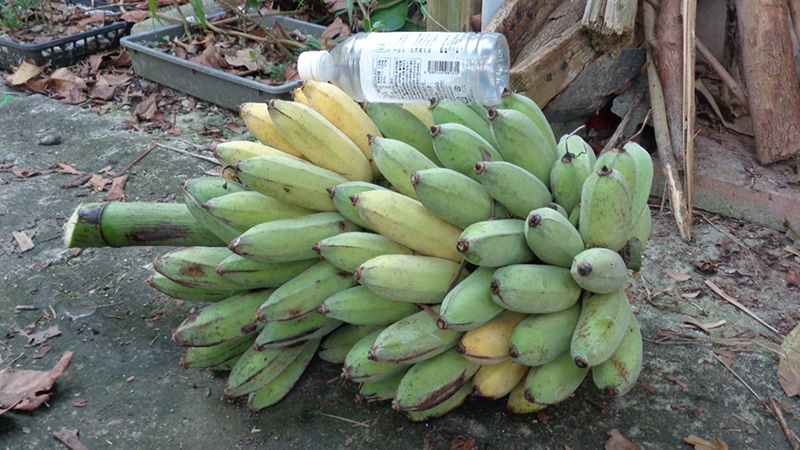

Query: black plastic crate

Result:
[121,15,325,110]
[0,0,130,71]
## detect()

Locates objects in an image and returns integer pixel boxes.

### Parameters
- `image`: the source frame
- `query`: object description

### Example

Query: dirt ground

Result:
[1,87,799,450]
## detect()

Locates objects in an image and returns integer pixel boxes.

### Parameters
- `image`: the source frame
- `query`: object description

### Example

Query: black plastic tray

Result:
[0,0,130,71]
[121,15,326,110]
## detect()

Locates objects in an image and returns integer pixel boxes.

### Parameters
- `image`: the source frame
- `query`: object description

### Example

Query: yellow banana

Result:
[473,359,529,399]
[457,311,528,365]
[238,102,303,158]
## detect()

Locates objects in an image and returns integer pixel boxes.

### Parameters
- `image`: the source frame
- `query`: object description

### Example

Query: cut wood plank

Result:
[12,231,34,252]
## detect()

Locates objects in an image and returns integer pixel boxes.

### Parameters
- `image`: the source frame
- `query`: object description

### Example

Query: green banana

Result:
[630,205,652,244]
[370,136,438,199]
[457,219,535,267]
[591,314,643,396]
[570,248,628,294]
[548,202,569,218]
[225,340,309,397]
[256,260,355,322]
[327,181,388,229]
[621,237,644,272]
[487,108,555,186]
[624,206,652,272]
[147,273,242,302]
[343,328,408,383]
[180,334,256,369]
[214,140,307,168]
[247,338,319,411]
[313,231,414,273]
[154,247,242,290]
[571,289,632,368]
[233,155,347,212]
[356,368,409,403]
[403,380,473,422]
[556,134,597,169]
[369,305,462,364]
[550,152,591,214]
[491,264,582,314]
[430,99,500,149]
[354,255,467,304]
[319,324,385,364]
[319,285,418,325]
[430,123,504,182]
[229,212,360,264]
[182,177,249,243]
[457,310,528,365]
[352,189,464,261]
[579,166,632,251]
[438,266,503,331]
[473,161,552,219]
[255,313,341,350]
[208,355,241,372]
[472,359,529,399]
[594,148,637,218]
[392,348,479,412]
[500,89,557,157]
[203,191,313,233]
[364,102,441,165]
[623,142,654,216]
[524,207,584,268]
[509,303,581,367]
[523,350,589,405]
[569,203,581,229]
[507,377,548,414]
[411,168,493,229]
[215,254,317,289]
[172,288,273,347]
[467,103,492,124]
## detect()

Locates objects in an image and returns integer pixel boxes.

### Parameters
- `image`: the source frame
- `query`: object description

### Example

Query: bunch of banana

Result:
[64,80,656,421]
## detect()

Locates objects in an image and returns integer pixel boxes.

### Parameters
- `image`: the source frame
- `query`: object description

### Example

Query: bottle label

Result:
[359,33,474,103]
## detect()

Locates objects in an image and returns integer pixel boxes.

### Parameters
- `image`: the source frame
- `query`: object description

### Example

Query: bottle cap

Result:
[297,51,333,82]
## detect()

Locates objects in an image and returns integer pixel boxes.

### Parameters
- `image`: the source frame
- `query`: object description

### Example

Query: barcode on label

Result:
[427,60,460,75]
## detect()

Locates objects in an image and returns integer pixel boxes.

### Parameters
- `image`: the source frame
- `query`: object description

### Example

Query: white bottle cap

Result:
[297,51,333,82]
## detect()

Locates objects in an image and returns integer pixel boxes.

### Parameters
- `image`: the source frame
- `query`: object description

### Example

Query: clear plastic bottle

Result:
[297,32,510,105]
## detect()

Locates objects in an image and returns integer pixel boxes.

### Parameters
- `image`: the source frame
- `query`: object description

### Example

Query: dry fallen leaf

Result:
[778,322,800,397]
[605,429,640,450]
[666,268,692,282]
[0,351,73,414]
[321,17,350,42]
[104,175,128,201]
[6,61,45,86]
[53,429,90,450]
[25,325,61,346]
[684,435,729,450]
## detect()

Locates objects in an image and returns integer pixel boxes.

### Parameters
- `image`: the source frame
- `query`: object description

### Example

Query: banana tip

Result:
[367,348,378,361]
[486,108,498,121]
[409,172,420,187]
[527,214,542,228]
[391,400,401,411]
[367,134,376,145]
[474,161,486,174]
[312,242,322,254]
[436,317,449,330]
[577,262,593,277]
[456,240,469,254]
[429,125,442,138]
[574,357,588,368]
[598,165,612,176]
[326,186,336,198]
[508,346,519,359]
[429,98,440,110]
[501,87,512,97]
[353,267,362,281]
[349,194,360,206]
[490,280,501,298]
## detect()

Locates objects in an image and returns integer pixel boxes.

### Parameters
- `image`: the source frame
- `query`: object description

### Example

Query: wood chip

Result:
[666,268,692,281]
[12,231,34,252]
[664,374,688,389]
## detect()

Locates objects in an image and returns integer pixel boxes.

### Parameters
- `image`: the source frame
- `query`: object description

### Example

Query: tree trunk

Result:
[735,0,800,164]
[650,0,685,165]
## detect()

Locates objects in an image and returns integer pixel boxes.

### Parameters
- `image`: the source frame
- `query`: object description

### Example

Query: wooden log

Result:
[487,0,595,107]
[735,0,800,164]
[581,0,639,52]
[425,0,480,32]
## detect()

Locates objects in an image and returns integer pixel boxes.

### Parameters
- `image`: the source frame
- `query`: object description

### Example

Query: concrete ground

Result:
[1,89,799,450]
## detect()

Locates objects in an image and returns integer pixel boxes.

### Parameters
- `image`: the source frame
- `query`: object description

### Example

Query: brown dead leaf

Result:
[130,94,166,122]
[6,61,45,86]
[77,12,106,27]
[681,316,726,334]
[778,322,800,397]
[53,429,90,450]
[60,173,93,189]
[0,351,73,414]
[54,163,81,175]
[10,169,41,178]
[189,44,221,69]
[324,0,348,12]
[33,345,52,359]
[26,325,61,346]
[684,435,729,450]
[787,269,800,287]
[121,10,149,23]
[321,17,350,42]
[605,429,640,450]
[104,175,128,201]
[87,174,112,191]
[284,65,299,82]
[224,48,259,71]
[666,269,692,282]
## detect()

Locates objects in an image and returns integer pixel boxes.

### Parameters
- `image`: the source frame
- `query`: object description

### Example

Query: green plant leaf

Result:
[367,0,409,32]
[189,0,207,28]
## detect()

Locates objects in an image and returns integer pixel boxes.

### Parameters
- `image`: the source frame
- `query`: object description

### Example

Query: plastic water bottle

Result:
[297,32,510,105]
